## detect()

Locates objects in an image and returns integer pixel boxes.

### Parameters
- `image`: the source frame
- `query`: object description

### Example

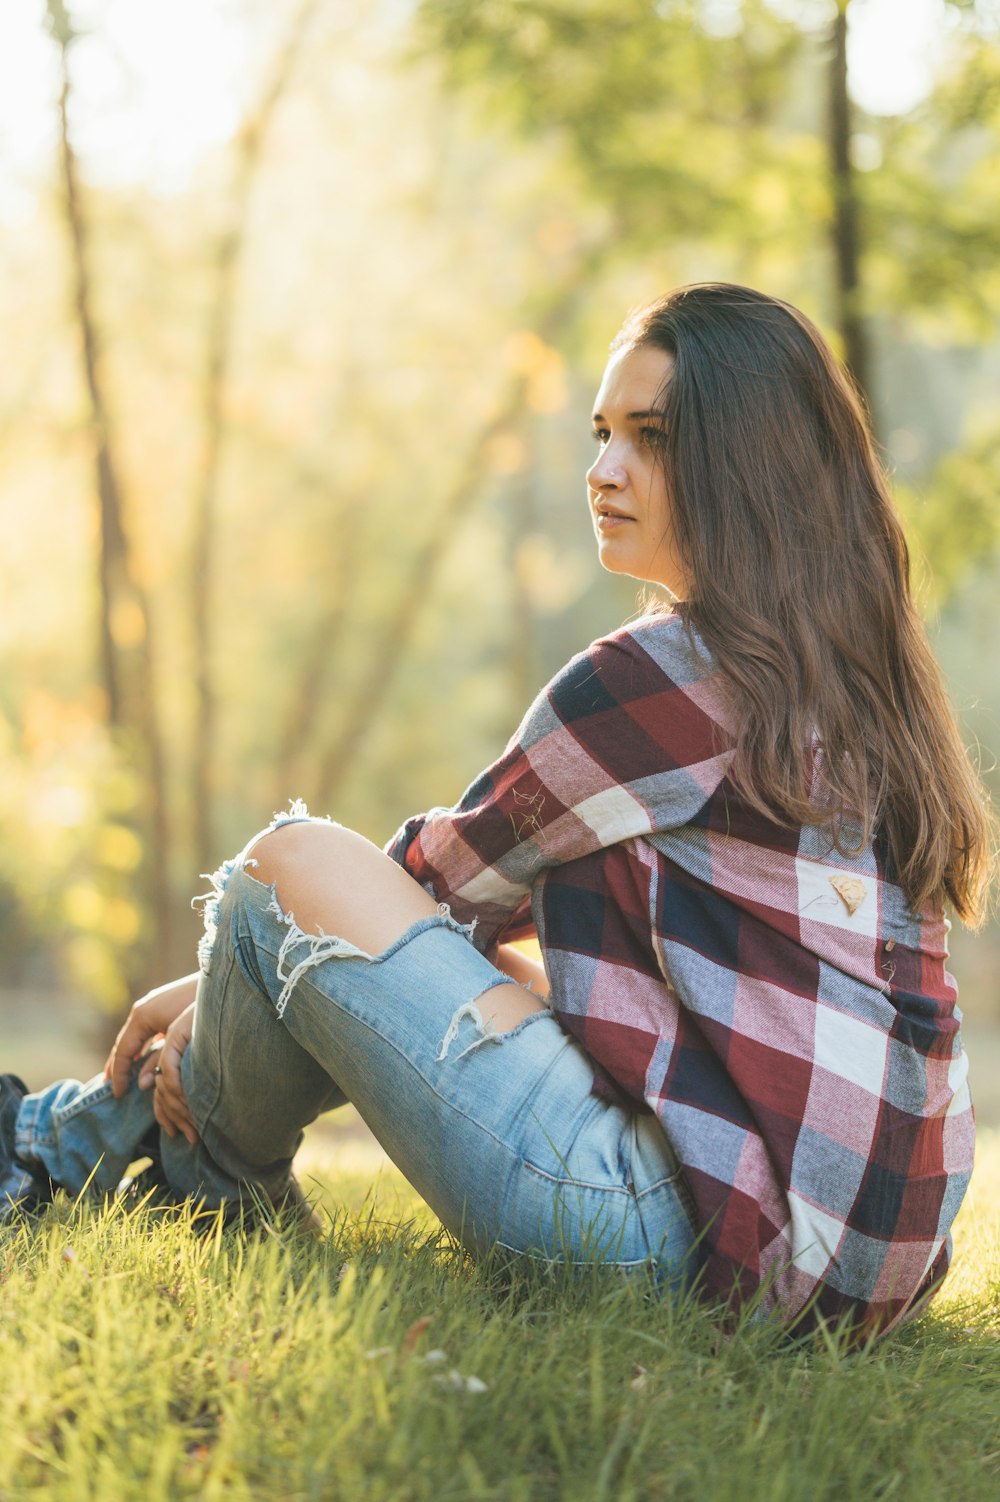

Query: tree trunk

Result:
[829,0,873,413]
[190,0,321,868]
[272,537,361,806]
[47,0,172,982]
[53,36,126,725]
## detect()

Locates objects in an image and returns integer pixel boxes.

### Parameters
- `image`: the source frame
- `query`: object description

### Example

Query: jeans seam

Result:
[187,947,237,1139]
[47,1078,115,1126]
[491,1239,652,1270]
[16,1099,52,1159]
[519,1159,633,1197]
[632,1168,686,1198]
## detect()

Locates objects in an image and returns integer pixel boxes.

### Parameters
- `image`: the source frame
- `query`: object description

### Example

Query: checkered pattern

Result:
[384,611,974,1337]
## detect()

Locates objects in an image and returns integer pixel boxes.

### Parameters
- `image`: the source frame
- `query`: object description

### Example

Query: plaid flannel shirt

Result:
[384,610,974,1335]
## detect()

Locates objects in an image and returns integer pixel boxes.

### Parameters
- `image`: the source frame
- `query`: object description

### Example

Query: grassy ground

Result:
[1,1134,998,1502]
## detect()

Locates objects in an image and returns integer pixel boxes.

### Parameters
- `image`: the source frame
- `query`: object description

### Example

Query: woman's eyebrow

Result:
[591,409,665,423]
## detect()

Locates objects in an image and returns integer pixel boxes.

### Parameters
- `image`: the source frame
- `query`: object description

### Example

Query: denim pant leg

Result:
[18,820,698,1285]
[14,994,346,1209]
[159,886,345,1204]
[195,852,697,1284]
[14,844,345,1205]
[17,1072,160,1197]
[14,1027,344,1209]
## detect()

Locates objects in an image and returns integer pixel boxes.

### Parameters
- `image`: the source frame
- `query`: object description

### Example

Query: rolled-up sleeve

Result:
[383,617,730,953]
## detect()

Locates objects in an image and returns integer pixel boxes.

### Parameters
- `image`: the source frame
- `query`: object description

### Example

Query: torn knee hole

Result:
[436,1000,499,1062]
[436,983,546,1062]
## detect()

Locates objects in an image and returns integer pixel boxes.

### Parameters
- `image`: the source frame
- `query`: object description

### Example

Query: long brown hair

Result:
[615,283,994,924]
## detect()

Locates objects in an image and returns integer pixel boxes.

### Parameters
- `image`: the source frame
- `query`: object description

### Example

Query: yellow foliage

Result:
[63,882,105,929]
[527,361,568,414]
[94,823,144,871]
[21,691,98,753]
[64,933,128,1009]
[484,431,527,474]
[750,171,790,219]
[536,217,578,257]
[104,896,141,944]
[503,330,556,375]
[504,330,569,411]
[514,534,589,614]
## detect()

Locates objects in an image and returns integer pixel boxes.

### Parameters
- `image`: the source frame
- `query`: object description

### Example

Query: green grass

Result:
[2,1134,998,1502]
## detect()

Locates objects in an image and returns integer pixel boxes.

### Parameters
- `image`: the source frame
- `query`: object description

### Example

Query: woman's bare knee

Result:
[245,819,439,952]
[241,821,545,1033]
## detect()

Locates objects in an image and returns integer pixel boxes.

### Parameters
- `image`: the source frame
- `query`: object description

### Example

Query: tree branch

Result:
[303,248,608,813]
[190,0,323,866]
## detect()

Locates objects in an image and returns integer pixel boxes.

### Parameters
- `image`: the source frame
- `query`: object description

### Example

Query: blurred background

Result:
[1,0,998,1126]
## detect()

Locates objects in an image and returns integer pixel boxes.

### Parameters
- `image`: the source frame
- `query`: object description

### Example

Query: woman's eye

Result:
[592,429,609,445]
[638,426,664,447]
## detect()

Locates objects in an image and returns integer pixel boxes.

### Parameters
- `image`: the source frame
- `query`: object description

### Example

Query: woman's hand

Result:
[140,1002,199,1145]
[104,973,199,1100]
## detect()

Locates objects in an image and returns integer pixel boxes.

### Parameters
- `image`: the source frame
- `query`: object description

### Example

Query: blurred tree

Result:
[829,0,871,403]
[190,0,322,870]
[43,0,172,986]
[898,429,1000,611]
[868,9,1000,338]
[416,0,807,256]
[301,248,607,811]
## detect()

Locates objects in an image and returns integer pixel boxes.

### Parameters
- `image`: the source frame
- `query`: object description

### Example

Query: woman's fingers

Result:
[107,1012,161,1098]
[105,994,198,1143]
[137,1038,165,1090]
[152,1006,198,1146]
[153,1080,197,1145]
[104,978,201,1098]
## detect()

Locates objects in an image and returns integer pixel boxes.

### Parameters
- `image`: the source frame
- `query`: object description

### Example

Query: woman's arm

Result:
[384,617,729,955]
[494,943,550,999]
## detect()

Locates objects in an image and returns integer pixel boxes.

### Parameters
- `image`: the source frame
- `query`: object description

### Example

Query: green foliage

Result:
[1,1132,998,1499]
[897,428,1000,610]
[864,30,1000,338]
[418,0,1000,336]
[0,707,147,1009]
[416,0,812,253]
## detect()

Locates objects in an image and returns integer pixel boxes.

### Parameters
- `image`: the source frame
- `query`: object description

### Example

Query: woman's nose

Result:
[586,448,625,491]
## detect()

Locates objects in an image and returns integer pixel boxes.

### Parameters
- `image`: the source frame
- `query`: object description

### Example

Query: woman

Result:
[3,284,990,1340]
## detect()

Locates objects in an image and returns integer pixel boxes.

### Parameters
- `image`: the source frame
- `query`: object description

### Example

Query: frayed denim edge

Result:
[191,798,322,977]
[191,799,546,1064]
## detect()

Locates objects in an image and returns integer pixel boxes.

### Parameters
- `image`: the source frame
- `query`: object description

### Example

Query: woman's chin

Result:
[597,548,653,585]
[596,538,636,572]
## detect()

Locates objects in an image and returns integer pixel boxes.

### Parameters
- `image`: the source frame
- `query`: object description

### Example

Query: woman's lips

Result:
[596,511,633,530]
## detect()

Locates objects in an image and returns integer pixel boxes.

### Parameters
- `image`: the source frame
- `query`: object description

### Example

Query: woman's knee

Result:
[246,817,357,888]
[243,816,439,951]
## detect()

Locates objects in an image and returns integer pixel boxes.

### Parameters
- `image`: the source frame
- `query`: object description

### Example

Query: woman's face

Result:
[586,343,690,598]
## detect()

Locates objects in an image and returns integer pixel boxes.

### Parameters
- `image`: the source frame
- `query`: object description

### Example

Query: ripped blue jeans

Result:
[16,814,699,1285]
